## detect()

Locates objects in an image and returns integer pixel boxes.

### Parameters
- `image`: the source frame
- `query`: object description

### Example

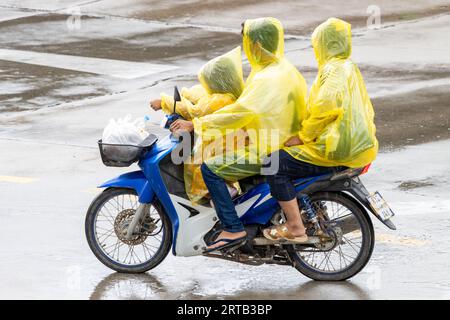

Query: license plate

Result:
[367,191,395,221]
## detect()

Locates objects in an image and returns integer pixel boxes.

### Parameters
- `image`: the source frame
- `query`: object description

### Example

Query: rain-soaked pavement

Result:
[1,0,450,299]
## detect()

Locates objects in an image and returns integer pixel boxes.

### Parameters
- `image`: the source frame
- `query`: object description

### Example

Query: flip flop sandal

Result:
[262,225,282,240]
[203,236,247,254]
[263,224,308,243]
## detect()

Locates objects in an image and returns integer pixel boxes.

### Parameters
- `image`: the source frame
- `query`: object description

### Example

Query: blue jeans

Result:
[264,150,343,201]
[201,163,245,233]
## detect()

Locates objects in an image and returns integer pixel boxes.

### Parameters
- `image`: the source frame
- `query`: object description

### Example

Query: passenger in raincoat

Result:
[151,48,244,120]
[152,47,245,204]
[169,17,308,252]
[185,47,245,203]
[262,18,379,243]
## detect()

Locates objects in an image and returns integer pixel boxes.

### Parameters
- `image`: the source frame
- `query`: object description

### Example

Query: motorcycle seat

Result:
[238,167,363,193]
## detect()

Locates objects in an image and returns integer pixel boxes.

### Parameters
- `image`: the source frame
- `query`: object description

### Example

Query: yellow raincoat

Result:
[285,18,378,168]
[160,47,244,120]
[174,47,245,203]
[193,17,308,181]
[160,84,207,120]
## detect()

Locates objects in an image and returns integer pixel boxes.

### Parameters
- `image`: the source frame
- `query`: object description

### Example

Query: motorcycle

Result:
[85,87,396,281]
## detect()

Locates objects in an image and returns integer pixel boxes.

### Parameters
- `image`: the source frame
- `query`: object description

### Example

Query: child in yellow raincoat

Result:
[153,47,245,203]
[158,49,244,121]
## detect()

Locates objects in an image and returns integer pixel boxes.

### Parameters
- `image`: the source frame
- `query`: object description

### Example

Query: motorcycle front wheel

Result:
[85,188,172,273]
[286,192,375,281]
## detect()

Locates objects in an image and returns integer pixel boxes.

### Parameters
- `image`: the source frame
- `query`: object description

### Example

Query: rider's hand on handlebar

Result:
[170,119,194,134]
[284,135,303,147]
[150,99,162,111]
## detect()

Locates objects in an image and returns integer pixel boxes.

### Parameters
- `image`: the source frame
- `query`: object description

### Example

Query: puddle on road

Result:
[397,179,435,190]
[0,49,178,79]
[0,59,117,114]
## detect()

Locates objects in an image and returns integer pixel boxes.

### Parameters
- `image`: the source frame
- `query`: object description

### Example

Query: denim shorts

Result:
[263,150,343,201]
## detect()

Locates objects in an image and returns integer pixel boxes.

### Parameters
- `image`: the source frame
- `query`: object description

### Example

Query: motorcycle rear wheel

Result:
[85,188,172,273]
[286,192,375,281]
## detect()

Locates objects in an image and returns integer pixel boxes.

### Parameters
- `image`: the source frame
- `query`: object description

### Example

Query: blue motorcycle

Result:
[85,88,396,281]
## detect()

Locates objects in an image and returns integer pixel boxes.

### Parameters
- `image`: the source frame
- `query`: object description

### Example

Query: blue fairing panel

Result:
[139,135,182,255]
[238,174,329,226]
[236,183,278,225]
[98,170,154,203]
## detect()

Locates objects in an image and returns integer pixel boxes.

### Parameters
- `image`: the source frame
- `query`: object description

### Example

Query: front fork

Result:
[125,203,149,239]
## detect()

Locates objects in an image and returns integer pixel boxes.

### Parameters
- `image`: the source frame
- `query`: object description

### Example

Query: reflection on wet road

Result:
[90,273,371,300]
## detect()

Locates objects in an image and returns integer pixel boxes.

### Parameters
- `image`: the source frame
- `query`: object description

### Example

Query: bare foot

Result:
[263,223,308,243]
[206,230,247,251]
[285,223,306,237]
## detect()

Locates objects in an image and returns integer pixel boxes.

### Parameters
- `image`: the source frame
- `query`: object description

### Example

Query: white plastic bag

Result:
[102,115,148,145]
[101,115,149,163]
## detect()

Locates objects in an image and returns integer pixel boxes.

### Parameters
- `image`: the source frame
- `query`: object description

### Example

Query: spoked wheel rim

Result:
[94,193,165,266]
[294,199,366,274]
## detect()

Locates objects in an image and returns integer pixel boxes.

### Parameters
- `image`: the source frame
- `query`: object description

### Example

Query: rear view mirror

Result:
[173,86,181,114]
[174,86,181,102]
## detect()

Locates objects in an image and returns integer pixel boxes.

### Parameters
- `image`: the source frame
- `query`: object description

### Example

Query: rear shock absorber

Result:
[298,194,322,233]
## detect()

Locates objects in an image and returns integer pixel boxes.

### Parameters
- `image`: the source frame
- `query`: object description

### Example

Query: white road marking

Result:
[0,10,38,23]
[0,175,36,184]
[370,77,450,98]
[376,233,431,247]
[0,49,178,79]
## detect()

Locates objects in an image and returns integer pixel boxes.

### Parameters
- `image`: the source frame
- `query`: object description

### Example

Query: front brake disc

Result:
[114,209,150,246]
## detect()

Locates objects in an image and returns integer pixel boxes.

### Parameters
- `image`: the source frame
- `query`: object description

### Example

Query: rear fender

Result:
[323,178,397,230]
[346,180,396,230]
[294,173,396,230]
[98,171,154,204]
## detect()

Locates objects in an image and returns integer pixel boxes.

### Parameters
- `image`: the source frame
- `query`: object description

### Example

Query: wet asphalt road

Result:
[1,1,450,299]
